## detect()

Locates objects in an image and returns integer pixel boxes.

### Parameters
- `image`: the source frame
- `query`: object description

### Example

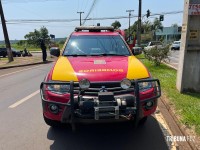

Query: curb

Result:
[162,62,178,70]
[30,51,42,53]
[159,62,199,149]
[0,60,53,70]
[159,96,199,150]
[154,108,178,150]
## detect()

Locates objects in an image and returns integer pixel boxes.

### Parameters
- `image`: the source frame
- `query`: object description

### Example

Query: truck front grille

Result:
[74,81,134,96]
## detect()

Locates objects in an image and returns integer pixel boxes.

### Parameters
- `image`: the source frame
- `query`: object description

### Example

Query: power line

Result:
[2,0,66,3]
[82,0,99,25]
[2,11,183,24]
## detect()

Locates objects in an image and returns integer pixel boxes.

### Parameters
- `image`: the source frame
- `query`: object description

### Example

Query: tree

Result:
[171,23,178,28]
[143,20,152,33]
[124,20,153,42]
[16,40,26,46]
[152,18,163,31]
[24,26,50,47]
[152,18,163,40]
[111,20,121,29]
[144,45,170,66]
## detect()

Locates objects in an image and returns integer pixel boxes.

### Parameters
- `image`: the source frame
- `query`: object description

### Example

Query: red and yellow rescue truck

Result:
[40,26,161,130]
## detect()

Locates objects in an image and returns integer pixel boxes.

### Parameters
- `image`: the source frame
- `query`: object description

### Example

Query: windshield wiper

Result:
[64,53,129,57]
[91,53,129,56]
[64,54,89,57]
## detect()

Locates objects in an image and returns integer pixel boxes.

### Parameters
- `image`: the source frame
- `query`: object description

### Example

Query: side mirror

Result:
[50,48,60,57]
[132,47,142,56]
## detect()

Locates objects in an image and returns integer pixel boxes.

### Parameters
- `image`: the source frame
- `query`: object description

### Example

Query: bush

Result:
[144,45,170,66]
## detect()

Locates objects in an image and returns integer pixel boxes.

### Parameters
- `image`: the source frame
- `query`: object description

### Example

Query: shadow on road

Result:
[47,116,168,150]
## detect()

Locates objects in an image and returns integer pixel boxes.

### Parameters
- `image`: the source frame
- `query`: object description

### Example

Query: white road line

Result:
[0,65,43,78]
[9,90,40,108]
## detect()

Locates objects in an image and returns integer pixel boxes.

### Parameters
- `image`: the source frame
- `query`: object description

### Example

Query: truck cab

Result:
[40,26,161,130]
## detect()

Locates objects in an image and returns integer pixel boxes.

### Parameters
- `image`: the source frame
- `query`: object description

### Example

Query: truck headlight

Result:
[121,78,132,89]
[79,79,90,90]
[139,82,152,92]
[47,81,70,94]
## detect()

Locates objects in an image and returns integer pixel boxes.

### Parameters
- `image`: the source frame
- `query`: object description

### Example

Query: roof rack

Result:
[75,26,114,32]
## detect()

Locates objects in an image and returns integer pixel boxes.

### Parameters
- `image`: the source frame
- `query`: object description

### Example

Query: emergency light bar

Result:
[75,26,114,32]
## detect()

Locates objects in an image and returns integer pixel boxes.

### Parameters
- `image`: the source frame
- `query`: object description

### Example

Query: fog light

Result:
[49,104,59,114]
[145,101,154,110]
[79,79,90,90]
[121,78,131,89]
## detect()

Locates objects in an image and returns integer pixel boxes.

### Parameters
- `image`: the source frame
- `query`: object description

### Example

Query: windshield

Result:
[174,41,180,44]
[63,35,131,56]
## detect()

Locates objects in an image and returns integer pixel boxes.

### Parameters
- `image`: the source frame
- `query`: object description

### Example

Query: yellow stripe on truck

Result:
[126,56,149,79]
[52,56,78,81]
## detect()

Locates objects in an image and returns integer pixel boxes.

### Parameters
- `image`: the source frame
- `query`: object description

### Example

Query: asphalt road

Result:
[168,50,180,69]
[0,64,169,150]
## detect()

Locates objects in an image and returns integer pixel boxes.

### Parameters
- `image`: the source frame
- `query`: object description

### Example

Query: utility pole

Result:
[126,10,134,43]
[177,0,200,93]
[137,0,142,46]
[0,0,13,62]
[77,12,84,26]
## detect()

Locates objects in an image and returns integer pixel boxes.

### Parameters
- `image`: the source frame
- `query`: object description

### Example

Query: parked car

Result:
[0,48,22,57]
[132,46,143,55]
[144,41,163,51]
[11,48,22,57]
[0,48,7,57]
[171,41,181,50]
[40,26,161,130]
[50,47,60,53]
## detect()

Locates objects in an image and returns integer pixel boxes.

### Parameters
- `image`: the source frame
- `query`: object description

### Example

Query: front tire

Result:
[43,115,62,127]
[139,116,148,125]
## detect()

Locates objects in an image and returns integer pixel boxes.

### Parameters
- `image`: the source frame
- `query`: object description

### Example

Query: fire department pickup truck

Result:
[40,26,161,130]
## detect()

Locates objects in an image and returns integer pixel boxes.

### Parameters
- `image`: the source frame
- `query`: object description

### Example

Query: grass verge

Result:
[140,58,200,136]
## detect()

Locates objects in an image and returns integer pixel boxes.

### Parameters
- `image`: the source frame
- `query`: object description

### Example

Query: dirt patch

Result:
[0,56,56,69]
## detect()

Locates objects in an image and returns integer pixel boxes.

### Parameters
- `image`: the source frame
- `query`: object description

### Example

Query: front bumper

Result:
[40,79,161,125]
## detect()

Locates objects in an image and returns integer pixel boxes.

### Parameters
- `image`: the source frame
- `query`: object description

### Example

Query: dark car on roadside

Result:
[11,48,22,57]
[0,48,22,57]
[0,48,7,57]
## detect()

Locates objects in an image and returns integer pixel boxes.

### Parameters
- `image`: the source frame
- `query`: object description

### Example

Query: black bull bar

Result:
[40,79,161,128]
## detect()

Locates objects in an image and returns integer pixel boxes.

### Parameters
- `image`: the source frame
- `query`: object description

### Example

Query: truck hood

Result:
[52,56,149,82]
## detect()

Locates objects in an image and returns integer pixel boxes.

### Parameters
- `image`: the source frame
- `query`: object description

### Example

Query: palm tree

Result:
[111,20,121,29]
[152,18,163,40]
[143,20,152,33]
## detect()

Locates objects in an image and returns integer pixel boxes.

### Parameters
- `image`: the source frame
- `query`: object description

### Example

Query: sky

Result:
[0,0,184,40]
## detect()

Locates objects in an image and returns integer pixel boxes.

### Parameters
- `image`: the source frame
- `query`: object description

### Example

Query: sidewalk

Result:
[0,55,56,69]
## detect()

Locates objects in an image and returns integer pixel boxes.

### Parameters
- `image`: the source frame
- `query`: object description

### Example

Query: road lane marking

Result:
[9,90,40,108]
[0,65,44,78]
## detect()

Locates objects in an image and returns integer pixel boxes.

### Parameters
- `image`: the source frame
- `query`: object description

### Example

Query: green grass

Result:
[136,53,145,59]
[141,58,200,135]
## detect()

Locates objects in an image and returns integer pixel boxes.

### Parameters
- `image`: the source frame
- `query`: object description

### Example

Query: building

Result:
[155,26,181,43]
